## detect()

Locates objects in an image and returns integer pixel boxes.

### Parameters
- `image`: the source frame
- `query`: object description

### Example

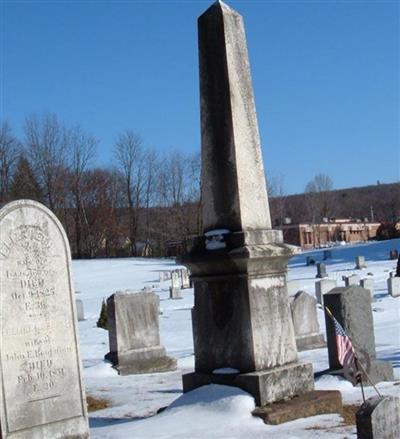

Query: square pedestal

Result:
[183,362,314,406]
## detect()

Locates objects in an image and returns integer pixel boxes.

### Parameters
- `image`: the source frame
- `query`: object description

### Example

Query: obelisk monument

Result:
[181,1,314,406]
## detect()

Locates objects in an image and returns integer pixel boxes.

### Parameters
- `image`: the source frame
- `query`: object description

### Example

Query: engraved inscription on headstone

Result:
[0,200,89,438]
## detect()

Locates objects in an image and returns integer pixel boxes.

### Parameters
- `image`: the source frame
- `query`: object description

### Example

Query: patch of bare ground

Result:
[340,404,358,426]
[305,404,358,431]
[87,395,109,412]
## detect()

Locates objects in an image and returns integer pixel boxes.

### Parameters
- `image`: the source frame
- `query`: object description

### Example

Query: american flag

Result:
[327,308,356,367]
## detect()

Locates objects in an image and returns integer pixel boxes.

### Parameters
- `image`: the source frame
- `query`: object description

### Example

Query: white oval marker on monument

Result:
[0,200,89,438]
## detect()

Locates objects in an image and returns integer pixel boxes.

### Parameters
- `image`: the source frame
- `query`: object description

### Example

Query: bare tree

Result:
[305,173,334,222]
[267,173,286,226]
[0,122,20,203]
[68,126,97,258]
[78,168,122,257]
[24,113,69,211]
[155,150,201,250]
[114,130,145,256]
[304,173,334,247]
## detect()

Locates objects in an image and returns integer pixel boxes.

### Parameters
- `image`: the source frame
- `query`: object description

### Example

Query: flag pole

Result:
[353,354,382,398]
[354,356,366,403]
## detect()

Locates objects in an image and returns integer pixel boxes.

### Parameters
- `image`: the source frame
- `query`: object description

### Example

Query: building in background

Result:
[280,218,380,249]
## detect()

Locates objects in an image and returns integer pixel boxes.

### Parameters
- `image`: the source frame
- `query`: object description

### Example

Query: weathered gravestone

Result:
[76,298,85,321]
[387,277,400,298]
[315,278,337,305]
[324,286,393,384]
[344,274,360,286]
[290,291,325,351]
[170,270,182,299]
[169,285,183,299]
[180,268,191,289]
[105,291,177,375]
[171,270,180,288]
[0,200,89,438]
[180,1,318,409]
[356,396,400,439]
[316,262,328,279]
[355,256,366,270]
[360,278,374,300]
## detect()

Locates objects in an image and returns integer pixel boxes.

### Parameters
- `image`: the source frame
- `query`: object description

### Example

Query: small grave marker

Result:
[105,291,177,375]
[290,291,325,351]
[387,277,400,298]
[355,256,366,270]
[360,278,374,300]
[76,299,85,321]
[344,274,360,286]
[315,278,337,305]
[356,396,400,439]
[316,262,328,279]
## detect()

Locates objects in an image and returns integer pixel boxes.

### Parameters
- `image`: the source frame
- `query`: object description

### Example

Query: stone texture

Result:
[180,1,314,407]
[387,277,400,297]
[324,286,393,383]
[344,274,361,286]
[360,278,374,300]
[171,270,180,290]
[290,291,325,351]
[180,268,191,289]
[76,298,85,321]
[315,278,337,305]
[198,0,271,232]
[356,396,400,439]
[316,262,328,278]
[183,362,314,407]
[355,256,366,269]
[0,200,89,438]
[253,390,342,425]
[105,291,176,375]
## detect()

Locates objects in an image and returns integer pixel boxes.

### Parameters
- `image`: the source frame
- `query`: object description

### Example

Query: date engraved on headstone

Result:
[0,200,89,438]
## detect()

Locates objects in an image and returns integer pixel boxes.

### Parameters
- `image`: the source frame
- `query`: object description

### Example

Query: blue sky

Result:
[1,0,399,194]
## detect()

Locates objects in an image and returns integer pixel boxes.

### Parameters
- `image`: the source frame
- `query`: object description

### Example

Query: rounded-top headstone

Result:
[356,396,400,439]
[0,200,89,438]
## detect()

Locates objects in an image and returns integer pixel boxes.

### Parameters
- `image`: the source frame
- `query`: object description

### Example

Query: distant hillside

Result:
[269,182,400,225]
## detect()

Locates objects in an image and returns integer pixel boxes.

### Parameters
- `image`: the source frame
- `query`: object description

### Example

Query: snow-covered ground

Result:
[72,239,400,438]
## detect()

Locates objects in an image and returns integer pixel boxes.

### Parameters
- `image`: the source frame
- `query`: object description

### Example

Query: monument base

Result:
[252,390,343,425]
[368,360,394,383]
[318,360,394,386]
[296,333,326,351]
[183,362,314,406]
[105,346,177,375]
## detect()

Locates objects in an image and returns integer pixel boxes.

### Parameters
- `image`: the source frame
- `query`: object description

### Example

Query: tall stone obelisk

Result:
[182,1,314,406]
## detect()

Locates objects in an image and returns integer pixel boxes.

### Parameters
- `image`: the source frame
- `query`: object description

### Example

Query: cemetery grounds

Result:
[74,238,400,438]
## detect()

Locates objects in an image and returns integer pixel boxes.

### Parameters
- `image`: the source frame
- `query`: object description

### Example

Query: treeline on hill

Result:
[1,115,399,258]
[0,115,201,258]
[269,174,400,239]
